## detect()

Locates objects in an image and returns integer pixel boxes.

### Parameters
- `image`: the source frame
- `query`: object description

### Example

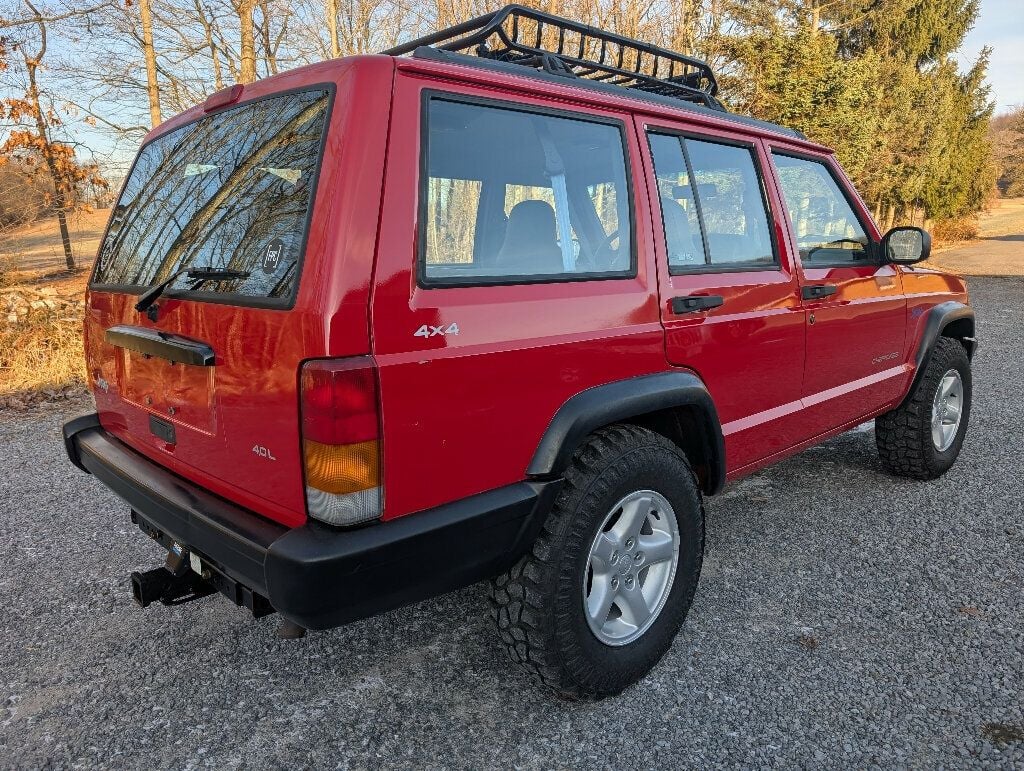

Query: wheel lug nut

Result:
[610,577,619,589]
[610,551,619,565]
[634,552,644,563]
[625,538,635,550]
[625,576,634,588]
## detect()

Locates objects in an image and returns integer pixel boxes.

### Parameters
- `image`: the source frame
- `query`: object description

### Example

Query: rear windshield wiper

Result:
[135,267,251,313]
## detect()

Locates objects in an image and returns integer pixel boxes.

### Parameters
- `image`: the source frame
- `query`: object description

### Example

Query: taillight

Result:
[300,357,382,526]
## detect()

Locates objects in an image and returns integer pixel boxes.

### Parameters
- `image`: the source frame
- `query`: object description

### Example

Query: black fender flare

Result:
[907,301,976,395]
[527,371,726,494]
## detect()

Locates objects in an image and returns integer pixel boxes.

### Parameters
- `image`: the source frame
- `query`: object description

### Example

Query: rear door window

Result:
[92,87,332,305]
[648,134,708,268]
[419,96,634,285]
[649,132,777,272]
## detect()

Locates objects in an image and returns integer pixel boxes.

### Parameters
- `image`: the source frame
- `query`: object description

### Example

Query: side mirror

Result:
[881,226,931,265]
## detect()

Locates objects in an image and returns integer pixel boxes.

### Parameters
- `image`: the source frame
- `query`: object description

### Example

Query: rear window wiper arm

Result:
[135,267,251,313]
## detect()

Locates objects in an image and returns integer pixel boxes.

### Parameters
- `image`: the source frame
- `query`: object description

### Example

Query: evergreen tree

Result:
[717,0,994,227]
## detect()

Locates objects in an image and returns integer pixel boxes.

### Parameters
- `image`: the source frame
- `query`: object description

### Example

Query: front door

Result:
[767,149,908,433]
[640,120,807,472]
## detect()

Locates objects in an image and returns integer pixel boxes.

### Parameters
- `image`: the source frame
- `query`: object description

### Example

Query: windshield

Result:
[92,87,331,304]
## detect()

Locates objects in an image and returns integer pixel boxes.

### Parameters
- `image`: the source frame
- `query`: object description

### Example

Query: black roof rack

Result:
[382,4,724,111]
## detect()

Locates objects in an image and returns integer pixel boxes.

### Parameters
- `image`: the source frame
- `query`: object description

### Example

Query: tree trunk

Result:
[325,0,340,57]
[884,204,897,231]
[21,24,75,270]
[139,0,162,127]
[195,1,225,89]
[235,0,258,83]
[258,0,277,75]
[54,194,75,271]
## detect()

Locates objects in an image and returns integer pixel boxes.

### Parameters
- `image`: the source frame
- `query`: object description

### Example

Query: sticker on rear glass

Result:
[262,238,285,274]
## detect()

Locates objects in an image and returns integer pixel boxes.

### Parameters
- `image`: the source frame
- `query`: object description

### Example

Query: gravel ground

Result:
[1,276,1022,769]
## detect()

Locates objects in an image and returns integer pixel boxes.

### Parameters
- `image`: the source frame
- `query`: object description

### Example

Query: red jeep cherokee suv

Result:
[64,6,976,698]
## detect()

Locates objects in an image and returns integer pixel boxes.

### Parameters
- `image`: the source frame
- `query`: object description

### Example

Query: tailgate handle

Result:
[801,284,837,300]
[105,325,215,366]
[671,295,724,314]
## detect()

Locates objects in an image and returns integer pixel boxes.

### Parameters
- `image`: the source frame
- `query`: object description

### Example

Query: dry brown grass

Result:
[0,276,88,404]
[1,211,93,402]
[933,217,980,243]
[0,255,14,291]
[0,314,85,393]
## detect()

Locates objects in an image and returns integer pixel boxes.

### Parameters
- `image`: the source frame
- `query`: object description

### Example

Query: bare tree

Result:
[233,0,258,82]
[7,1,77,267]
[139,0,163,125]
[325,0,340,56]
[194,0,227,88]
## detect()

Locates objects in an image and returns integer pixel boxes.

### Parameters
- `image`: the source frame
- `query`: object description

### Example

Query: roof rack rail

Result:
[381,4,724,111]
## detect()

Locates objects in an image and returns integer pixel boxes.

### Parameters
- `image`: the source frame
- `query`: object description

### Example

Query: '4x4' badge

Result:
[414,323,460,338]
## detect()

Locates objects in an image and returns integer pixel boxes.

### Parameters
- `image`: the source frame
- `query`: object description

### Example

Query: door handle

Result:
[801,284,837,300]
[671,295,724,314]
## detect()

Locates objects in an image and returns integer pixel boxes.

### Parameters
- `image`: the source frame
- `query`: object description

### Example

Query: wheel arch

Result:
[527,371,726,495]
[908,301,976,396]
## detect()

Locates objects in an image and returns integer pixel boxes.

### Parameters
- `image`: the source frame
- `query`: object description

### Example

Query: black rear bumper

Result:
[63,414,559,629]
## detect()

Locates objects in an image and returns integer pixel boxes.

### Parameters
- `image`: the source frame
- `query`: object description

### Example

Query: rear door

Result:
[639,118,807,471]
[767,148,908,432]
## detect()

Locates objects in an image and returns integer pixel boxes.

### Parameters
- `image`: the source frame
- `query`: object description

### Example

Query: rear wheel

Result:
[489,424,704,699]
[876,337,972,479]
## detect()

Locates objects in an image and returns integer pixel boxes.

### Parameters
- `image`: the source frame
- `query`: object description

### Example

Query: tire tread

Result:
[489,424,702,699]
[876,337,971,480]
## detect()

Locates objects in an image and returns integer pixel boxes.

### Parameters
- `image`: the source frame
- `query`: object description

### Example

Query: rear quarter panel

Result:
[370,67,668,520]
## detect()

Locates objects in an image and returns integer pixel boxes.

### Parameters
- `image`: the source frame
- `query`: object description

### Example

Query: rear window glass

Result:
[92,88,331,304]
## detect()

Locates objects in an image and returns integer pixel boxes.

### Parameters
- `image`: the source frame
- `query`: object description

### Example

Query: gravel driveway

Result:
[1,277,1022,769]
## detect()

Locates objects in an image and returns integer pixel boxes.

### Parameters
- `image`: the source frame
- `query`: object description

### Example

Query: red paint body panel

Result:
[80,51,970,531]
[371,71,666,519]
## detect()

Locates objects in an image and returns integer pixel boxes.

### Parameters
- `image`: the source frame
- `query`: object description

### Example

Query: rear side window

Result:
[93,88,332,305]
[649,132,776,272]
[772,153,870,265]
[648,134,707,268]
[419,97,634,285]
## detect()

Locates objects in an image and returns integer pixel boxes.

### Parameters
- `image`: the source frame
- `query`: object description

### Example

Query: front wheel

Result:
[876,337,972,480]
[489,424,704,699]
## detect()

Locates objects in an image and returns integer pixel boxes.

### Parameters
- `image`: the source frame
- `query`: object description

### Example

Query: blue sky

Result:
[959,0,1024,113]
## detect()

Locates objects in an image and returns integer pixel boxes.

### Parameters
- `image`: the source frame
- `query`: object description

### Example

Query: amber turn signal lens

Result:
[303,438,379,495]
